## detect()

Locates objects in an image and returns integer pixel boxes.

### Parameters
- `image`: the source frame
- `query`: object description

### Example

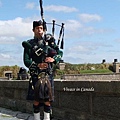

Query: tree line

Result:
[0,65,20,78]
[0,63,114,79]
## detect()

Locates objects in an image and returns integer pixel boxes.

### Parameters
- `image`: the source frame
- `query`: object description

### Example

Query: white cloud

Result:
[0,53,11,59]
[65,20,83,31]
[114,38,120,43]
[79,13,102,23]
[0,53,23,66]
[25,2,35,9]
[0,36,17,44]
[44,5,78,13]
[66,43,96,56]
[64,41,112,61]
[63,56,83,64]
[0,17,32,38]
[64,19,112,39]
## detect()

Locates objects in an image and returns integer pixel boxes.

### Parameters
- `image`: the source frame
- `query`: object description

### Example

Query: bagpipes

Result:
[22,0,64,56]
[39,0,64,49]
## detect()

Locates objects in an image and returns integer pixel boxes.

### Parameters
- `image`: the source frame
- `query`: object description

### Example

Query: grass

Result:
[80,69,113,74]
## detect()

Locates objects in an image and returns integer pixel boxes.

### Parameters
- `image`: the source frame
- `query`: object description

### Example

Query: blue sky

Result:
[0,0,120,68]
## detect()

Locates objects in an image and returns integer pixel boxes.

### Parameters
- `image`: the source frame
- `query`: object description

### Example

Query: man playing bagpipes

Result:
[22,20,64,120]
[22,0,64,119]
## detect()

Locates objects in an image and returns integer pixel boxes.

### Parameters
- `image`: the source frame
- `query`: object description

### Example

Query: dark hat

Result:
[33,20,43,30]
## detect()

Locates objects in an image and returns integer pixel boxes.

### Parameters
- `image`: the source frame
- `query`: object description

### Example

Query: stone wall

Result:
[63,73,120,80]
[0,78,120,120]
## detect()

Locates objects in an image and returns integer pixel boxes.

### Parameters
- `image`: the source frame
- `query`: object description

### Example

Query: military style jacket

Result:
[22,34,63,68]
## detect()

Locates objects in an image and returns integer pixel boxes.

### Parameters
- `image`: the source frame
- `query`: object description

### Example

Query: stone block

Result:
[4,88,14,98]
[16,100,27,113]
[93,96,120,118]
[14,89,21,99]
[20,89,28,100]
[26,101,33,113]
[16,113,31,119]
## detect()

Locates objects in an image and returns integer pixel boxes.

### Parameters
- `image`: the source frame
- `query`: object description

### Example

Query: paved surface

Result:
[0,107,33,120]
[0,107,60,120]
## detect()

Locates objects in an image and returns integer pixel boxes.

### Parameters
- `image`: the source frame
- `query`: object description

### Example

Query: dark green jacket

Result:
[22,37,63,68]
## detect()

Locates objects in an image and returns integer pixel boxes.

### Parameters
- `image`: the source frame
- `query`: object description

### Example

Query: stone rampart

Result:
[63,73,120,80]
[0,75,120,120]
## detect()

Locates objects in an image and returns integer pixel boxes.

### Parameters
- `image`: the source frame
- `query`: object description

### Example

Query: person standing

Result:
[22,20,63,120]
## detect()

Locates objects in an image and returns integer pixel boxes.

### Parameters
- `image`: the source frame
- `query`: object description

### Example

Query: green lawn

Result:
[80,69,113,74]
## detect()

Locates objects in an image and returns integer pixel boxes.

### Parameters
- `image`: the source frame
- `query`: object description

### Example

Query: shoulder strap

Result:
[22,39,33,49]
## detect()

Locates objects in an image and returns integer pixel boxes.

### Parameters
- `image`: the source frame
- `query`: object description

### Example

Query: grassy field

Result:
[55,63,114,77]
[80,69,113,74]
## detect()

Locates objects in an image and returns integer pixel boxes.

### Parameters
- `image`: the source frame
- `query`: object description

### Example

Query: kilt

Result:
[27,72,54,102]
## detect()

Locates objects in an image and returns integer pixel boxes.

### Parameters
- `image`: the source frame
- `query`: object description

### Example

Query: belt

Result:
[38,63,48,70]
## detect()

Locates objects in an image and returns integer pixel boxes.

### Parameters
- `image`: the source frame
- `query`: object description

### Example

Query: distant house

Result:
[4,71,13,80]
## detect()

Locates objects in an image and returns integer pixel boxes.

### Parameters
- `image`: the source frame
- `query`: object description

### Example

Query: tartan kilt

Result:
[26,73,54,102]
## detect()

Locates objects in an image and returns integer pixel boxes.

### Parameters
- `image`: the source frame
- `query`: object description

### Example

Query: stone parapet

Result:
[63,73,120,80]
[0,79,120,120]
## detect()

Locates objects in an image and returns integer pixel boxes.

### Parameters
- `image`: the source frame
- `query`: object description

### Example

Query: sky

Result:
[0,0,120,68]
